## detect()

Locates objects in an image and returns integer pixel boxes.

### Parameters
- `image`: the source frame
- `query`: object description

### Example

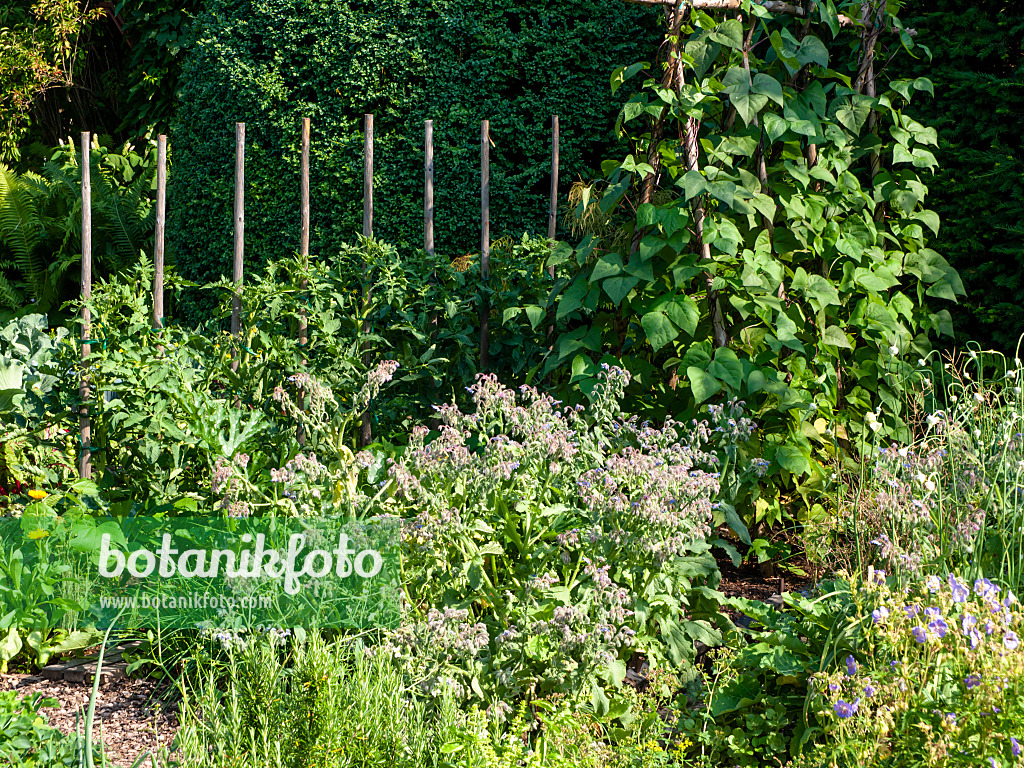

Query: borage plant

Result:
[363,365,745,717]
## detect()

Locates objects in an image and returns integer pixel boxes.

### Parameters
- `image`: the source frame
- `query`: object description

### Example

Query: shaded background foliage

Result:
[892,0,1024,350]
[165,0,661,322]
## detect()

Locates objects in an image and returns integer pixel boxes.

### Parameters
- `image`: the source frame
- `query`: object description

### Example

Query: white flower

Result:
[918,358,927,367]
[969,350,977,359]
[830,473,838,481]
[925,480,936,492]
[898,447,909,458]
[889,345,900,356]
[916,473,927,484]
[973,429,981,438]
[951,395,959,402]
[923,378,932,387]
[974,392,985,404]
[1015,387,1022,396]
[926,413,941,427]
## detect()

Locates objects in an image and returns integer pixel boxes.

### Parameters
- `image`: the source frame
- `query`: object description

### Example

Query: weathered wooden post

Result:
[547,116,559,343]
[360,114,373,447]
[297,117,310,445]
[232,123,245,374]
[548,115,559,249]
[153,134,167,334]
[79,132,92,480]
[425,120,434,257]
[299,117,310,348]
[479,119,490,371]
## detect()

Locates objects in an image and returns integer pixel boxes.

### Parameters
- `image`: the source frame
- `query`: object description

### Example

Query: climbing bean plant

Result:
[517,0,965,537]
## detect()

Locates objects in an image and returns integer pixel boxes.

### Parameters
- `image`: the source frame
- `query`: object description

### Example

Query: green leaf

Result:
[709,347,743,390]
[763,113,788,142]
[591,253,625,282]
[708,18,744,49]
[641,311,678,352]
[802,274,840,312]
[603,276,639,305]
[687,366,721,403]
[775,445,810,475]
[556,277,589,320]
[752,74,784,106]
[795,35,829,68]
[591,680,610,717]
[611,62,647,95]
[665,294,700,336]
[523,305,545,330]
[721,67,768,127]
[681,170,707,201]
[820,325,852,349]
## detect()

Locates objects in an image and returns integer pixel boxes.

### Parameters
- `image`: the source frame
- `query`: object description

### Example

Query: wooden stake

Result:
[479,119,490,371]
[232,122,245,374]
[547,116,559,343]
[79,132,91,480]
[153,135,167,333]
[425,120,434,258]
[299,117,310,348]
[360,114,373,447]
[298,117,310,445]
[547,115,559,249]
[363,114,373,237]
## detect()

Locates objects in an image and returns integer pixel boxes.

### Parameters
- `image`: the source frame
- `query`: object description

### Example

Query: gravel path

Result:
[1,672,179,767]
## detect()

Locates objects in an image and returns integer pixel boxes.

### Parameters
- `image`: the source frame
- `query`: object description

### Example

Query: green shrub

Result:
[167,0,662,322]
[890,0,1024,351]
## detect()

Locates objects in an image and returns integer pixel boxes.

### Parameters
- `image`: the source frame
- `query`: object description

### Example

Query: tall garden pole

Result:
[425,120,434,257]
[297,117,310,445]
[299,117,310,349]
[153,134,167,334]
[547,115,559,250]
[360,114,373,447]
[546,116,559,343]
[79,132,92,480]
[232,123,245,375]
[479,119,490,371]
[425,120,438,334]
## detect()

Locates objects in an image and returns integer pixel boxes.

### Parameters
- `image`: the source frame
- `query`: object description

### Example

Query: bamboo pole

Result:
[153,134,167,333]
[79,132,92,480]
[232,123,245,374]
[360,114,373,447]
[479,119,490,371]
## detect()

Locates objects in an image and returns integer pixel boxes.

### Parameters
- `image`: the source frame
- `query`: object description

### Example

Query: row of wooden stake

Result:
[76,115,562,478]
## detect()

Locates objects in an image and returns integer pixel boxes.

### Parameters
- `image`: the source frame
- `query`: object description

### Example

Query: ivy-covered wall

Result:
[167,0,661,322]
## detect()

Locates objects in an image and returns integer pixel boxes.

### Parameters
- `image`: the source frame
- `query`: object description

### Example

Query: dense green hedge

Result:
[167,0,661,322]
[893,1,1024,350]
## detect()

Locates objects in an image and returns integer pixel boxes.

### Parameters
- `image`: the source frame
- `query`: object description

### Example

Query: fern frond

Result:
[0,165,46,298]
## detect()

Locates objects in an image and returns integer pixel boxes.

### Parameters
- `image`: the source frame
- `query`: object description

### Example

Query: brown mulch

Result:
[1,672,180,767]
[716,545,815,603]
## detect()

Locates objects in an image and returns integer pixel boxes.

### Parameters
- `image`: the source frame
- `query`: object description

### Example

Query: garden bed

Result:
[0,672,178,767]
